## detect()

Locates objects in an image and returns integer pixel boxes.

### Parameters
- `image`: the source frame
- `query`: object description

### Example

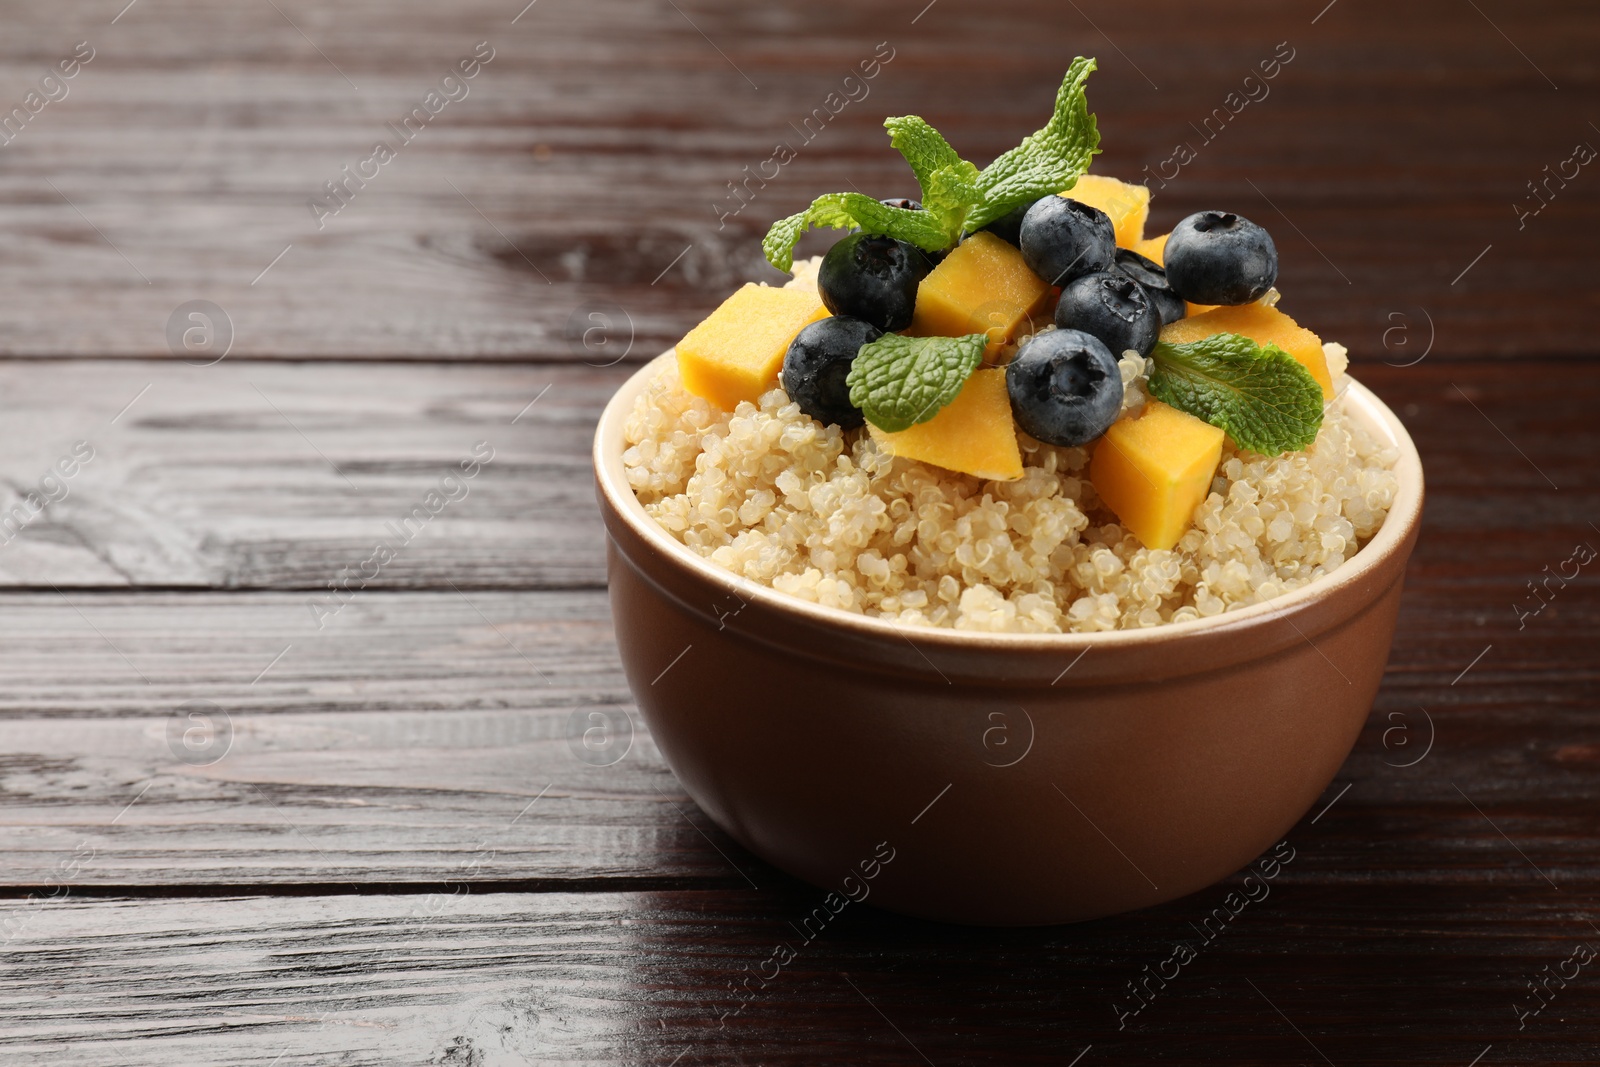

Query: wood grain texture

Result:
[0,572,1591,888]
[0,358,1596,589]
[0,591,743,887]
[0,592,624,718]
[2,888,1598,1065]
[0,0,1597,1059]
[0,359,1591,888]
[0,360,622,589]
[0,0,1591,358]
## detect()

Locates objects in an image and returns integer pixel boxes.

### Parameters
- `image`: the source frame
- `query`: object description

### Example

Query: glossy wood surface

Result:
[0,0,1595,1062]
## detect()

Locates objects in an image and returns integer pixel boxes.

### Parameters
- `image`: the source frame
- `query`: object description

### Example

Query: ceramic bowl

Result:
[593,352,1423,925]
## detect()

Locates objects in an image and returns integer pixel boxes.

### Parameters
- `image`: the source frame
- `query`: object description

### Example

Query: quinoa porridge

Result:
[622,264,1400,635]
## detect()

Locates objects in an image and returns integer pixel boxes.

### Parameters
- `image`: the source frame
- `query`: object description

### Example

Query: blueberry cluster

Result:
[1004,203,1276,446]
[780,193,1278,451]
[778,225,935,426]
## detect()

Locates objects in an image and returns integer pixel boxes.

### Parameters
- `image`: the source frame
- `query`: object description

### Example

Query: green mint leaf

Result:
[884,116,964,201]
[761,194,853,272]
[762,59,1102,265]
[968,57,1101,231]
[1147,333,1325,455]
[846,332,988,433]
[761,196,846,271]
[838,194,950,252]
[762,192,948,272]
[923,160,984,244]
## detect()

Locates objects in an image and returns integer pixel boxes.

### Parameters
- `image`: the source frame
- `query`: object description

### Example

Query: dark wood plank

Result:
[0,0,1596,1057]
[0,358,1596,589]
[0,592,625,719]
[0,569,1591,888]
[0,0,1591,358]
[2,887,1597,1064]
[0,356,1590,886]
[0,589,736,887]
[0,360,621,589]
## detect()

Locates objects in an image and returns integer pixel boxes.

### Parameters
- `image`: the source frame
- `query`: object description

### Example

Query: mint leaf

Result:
[1147,333,1325,454]
[883,118,983,244]
[761,58,1103,264]
[924,160,984,243]
[884,116,964,199]
[969,57,1101,231]
[761,194,853,272]
[846,332,988,433]
[762,192,947,272]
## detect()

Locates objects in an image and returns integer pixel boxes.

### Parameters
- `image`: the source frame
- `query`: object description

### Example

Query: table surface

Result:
[1,1,1596,1063]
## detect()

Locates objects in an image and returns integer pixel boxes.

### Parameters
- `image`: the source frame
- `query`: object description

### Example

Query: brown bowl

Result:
[593,352,1424,925]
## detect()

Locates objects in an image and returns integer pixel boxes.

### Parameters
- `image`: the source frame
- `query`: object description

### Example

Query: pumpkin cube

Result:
[906,232,1051,360]
[1131,232,1168,265]
[1160,303,1335,400]
[1091,400,1226,551]
[1062,175,1151,249]
[675,283,828,410]
[868,368,1023,481]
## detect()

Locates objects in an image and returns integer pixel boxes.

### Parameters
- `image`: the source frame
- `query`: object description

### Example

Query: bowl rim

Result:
[593,350,1424,651]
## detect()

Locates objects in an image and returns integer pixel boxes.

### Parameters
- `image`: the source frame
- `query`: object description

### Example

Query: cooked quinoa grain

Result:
[621,266,1399,633]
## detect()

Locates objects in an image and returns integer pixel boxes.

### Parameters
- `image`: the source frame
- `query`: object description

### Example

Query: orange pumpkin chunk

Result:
[1160,304,1335,400]
[1131,232,1169,265]
[1062,174,1151,249]
[675,283,828,410]
[906,232,1050,360]
[1090,400,1225,551]
[868,368,1023,481]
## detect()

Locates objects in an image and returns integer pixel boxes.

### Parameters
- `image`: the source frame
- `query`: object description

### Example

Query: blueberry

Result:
[1113,248,1186,325]
[1006,329,1123,447]
[818,233,933,331]
[781,316,882,428]
[1163,210,1278,305]
[1019,197,1116,286]
[978,200,1034,247]
[1054,271,1162,358]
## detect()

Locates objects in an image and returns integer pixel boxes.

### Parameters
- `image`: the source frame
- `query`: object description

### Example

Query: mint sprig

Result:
[762,60,1101,272]
[969,56,1102,230]
[883,115,963,196]
[762,193,948,273]
[846,333,988,433]
[1147,333,1325,455]
[923,159,984,236]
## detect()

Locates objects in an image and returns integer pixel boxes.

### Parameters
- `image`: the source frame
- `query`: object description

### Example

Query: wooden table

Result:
[1,1,1595,1062]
